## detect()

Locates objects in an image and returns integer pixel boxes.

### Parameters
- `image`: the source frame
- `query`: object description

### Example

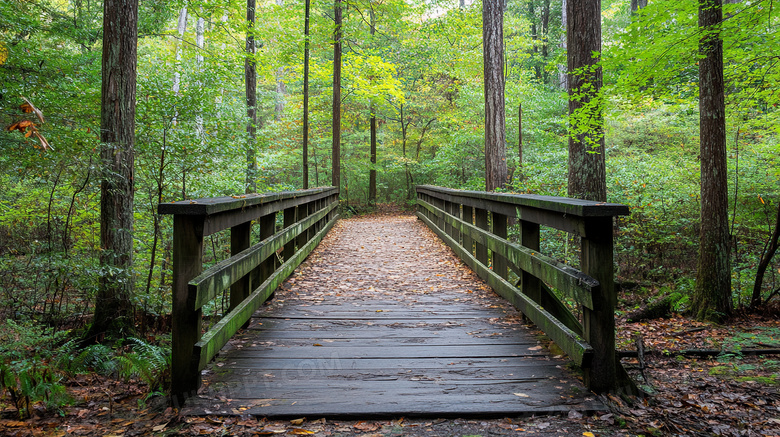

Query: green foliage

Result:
[0,320,71,418]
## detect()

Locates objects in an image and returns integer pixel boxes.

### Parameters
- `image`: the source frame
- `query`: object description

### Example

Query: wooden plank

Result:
[227,344,547,359]
[171,215,205,398]
[193,214,340,371]
[189,202,337,310]
[416,185,628,218]
[417,211,593,367]
[419,199,596,309]
[159,187,337,217]
[212,356,560,370]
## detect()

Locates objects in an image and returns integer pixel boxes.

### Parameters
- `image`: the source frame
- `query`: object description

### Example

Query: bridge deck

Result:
[182,214,603,418]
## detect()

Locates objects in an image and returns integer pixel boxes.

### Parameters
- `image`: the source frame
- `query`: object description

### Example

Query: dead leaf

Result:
[513,392,530,398]
[290,417,306,425]
[354,421,381,431]
[289,428,315,435]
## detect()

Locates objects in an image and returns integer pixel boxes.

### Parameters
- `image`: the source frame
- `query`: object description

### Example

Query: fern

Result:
[116,338,170,392]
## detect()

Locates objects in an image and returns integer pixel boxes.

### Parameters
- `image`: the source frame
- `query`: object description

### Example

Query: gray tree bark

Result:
[693,0,732,321]
[369,8,377,205]
[566,0,606,201]
[245,0,258,193]
[302,0,310,188]
[483,0,507,192]
[90,0,139,341]
[332,0,342,189]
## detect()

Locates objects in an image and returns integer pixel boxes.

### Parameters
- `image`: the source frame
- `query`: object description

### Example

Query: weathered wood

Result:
[521,220,542,305]
[283,206,296,261]
[171,215,205,398]
[417,185,627,238]
[462,205,474,256]
[194,213,340,371]
[475,208,489,267]
[581,216,617,392]
[164,187,339,400]
[417,211,593,367]
[229,222,251,312]
[418,199,596,308]
[189,203,337,310]
[492,212,508,280]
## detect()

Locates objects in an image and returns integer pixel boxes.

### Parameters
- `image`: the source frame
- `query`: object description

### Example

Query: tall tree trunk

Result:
[558,0,567,90]
[693,0,732,321]
[751,202,780,308]
[302,0,310,189]
[332,0,342,189]
[631,0,648,13]
[274,0,286,122]
[195,14,205,141]
[172,5,187,96]
[368,8,377,205]
[540,0,550,83]
[245,0,258,193]
[566,0,606,201]
[517,103,523,180]
[483,0,507,192]
[89,0,139,341]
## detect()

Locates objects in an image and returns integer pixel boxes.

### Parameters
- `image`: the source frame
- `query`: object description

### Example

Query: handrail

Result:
[415,185,631,393]
[160,187,340,401]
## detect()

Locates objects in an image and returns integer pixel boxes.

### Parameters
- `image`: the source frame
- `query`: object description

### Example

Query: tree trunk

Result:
[89,0,139,342]
[368,9,377,205]
[558,0,567,90]
[751,202,780,308]
[517,103,523,180]
[195,14,205,141]
[172,5,187,96]
[332,0,342,189]
[245,0,258,193]
[693,0,732,321]
[566,0,606,202]
[631,0,648,13]
[274,0,286,122]
[541,0,550,83]
[483,0,507,192]
[302,0,310,189]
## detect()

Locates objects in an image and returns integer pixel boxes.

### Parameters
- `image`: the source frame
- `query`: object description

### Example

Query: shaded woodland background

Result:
[0,0,779,421]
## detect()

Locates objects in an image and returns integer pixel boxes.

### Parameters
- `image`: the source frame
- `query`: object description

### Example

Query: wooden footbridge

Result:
[159,185,632,417]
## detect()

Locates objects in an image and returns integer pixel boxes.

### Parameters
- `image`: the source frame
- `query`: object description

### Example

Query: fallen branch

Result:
[618,348,780,358]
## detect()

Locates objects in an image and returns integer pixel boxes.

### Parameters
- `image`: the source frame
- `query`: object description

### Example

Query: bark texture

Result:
[483,0,507,192]
[91,0,139,341]
[693,0,732,321]
[566,0,606,201]
[332,0,342,189]
[302,0,310,189]
[369,10,377,205]
[245,0,258,193]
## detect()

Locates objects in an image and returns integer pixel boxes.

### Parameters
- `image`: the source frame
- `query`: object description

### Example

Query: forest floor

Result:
[1,210,779,436]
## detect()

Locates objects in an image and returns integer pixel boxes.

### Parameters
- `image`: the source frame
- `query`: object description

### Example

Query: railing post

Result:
[475,208,489,267]
[462,205,474,256]
[492,212,508,279]
[257,212,276,294]
[297,201,310,250]
[448,201,461,243]
[230,222,251,311]
[283,206,296,261]
[581,217,617,392]
[520,220,541,304]
[171,214,204,401]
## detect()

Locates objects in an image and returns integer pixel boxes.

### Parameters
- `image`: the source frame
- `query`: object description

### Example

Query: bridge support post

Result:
[520,220,541,304]
[492,213,508,279]
[230,222,251,312]
[171,214,204,402]
[581,217,617,392]
[462,205,474,256]
[475,208,489,267]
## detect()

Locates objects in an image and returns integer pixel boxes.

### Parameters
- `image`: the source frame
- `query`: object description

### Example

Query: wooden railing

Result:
[159,187,340,400]
[416,185,631,393]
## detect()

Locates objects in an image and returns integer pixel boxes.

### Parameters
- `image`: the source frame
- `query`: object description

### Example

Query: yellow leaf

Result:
[290,429,315,435]
[290,417,306,425]
[583,432,596,437]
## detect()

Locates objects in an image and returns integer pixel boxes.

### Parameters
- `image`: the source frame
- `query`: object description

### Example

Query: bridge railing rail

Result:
[159,187,340,400]
[415,185,629,392]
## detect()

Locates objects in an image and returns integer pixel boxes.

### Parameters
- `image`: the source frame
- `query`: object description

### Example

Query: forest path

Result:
[182,213,603,418]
